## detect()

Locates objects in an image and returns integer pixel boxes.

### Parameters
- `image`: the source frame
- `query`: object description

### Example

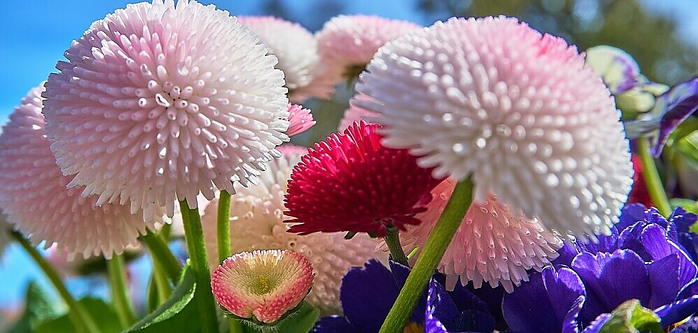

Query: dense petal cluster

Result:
[42,0,289,219]
[202,152,385,314]
[285,122,443,236]
[316,15,421,86]
[0,85,161,258]
[287,104,316,136]
[401,178,563,292]
[355,16,633,239]
[211,249,313,323]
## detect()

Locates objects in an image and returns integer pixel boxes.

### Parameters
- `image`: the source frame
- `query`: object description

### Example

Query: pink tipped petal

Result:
[338,94,379,131]
[276,144,309,157]
[0,85,162,259]
[42,1,289,219]
[211,250,313,323]
[287,104,315,136]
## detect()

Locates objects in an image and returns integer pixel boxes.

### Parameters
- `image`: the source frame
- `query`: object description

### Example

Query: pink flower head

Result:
[355,17,633,240]
[401,178,563,292]
[42,0,289,219]
[276,144,309,157]
[316,15,421,86]
[0,85,162,258]
[287,103,315,136]
[338,94,379,131]
[284,121,442,237]
[211,249,313,323]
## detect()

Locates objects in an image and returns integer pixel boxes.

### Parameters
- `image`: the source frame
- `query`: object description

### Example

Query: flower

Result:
[211,249,313,323]
[237,16,330,102]
[627,154,652,207]
[337,94,378,131]
[42,0,289,219]
[354,16,633,240]
[316,15,421,86]
[501,204,698,332]
[400,178,563,292]
[312,259,495,333]
[201,152,385,314]
[284,121,443,237]
[0,85,161,258]
[287,104,316,136]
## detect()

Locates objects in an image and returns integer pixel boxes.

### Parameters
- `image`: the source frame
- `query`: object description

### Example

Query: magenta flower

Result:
[42,0,289,218]
[287,104,316,136]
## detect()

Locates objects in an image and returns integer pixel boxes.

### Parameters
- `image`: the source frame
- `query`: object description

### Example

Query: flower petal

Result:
[340,259,400,332]
[651,77,698,156]
[654,295,698,329]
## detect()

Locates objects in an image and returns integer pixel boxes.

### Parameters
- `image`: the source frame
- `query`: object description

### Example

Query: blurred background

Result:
[1,0,697,330]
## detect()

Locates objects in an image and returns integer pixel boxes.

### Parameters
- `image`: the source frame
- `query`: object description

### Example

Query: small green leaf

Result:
[598,299,663,333]
[127,261,200,333]
[34,298,121,333]
[670,198,698,215]
[7,282,61,333]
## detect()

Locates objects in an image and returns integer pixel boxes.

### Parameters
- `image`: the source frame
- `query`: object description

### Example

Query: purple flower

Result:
[312,259,495,333]
[502,204,698,332]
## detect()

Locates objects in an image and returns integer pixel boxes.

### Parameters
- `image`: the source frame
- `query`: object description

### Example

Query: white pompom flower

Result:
[42,0,289,219]
[354,16,633,240]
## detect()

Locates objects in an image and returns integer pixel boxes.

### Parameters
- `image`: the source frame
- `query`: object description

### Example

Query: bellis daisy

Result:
[316,15,421,86]
[354,16,633,239]
[42,0,289,219]
[0,85,161,258]
[211,249,313,323]
[287,103,316,136]
[202,152,385,314]
[400,178,563,292]
[285,121,443,237]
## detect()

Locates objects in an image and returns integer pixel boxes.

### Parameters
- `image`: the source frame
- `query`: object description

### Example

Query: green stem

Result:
[227,317,245,333]
[179,200,219,333]
[378,178,474,333]
[107,255,137,326]
[140,230,182,282]
[152,259,172,304]
[638,137,672,216]
[11,231,102,333]
[217,190,232,264]
[383,226,409,266]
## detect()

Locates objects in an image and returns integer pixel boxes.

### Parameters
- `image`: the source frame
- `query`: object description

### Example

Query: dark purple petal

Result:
[577,231,619,254]
[669,315,698,332]
[618,204,651,230]
[562,296,585,333]
[553,242,581,266]
[647,255,681,308]
[678,278,698,300]
[340,259,400,332]
[312,316,357,333]
[572,250,651,322]
[462,281,505,326]
[652,77,698,156]
[581,313,612,333]
[671,208,698,262]
[389,260,427,324]
[425,282,450,333]
[613,54,641,94]
[542,267,587,324]
[655,295,698,329]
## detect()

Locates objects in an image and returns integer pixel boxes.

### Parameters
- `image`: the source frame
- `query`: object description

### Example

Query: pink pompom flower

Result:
[42,0,289,219]
[287,104,315,136]
[0,85,162,258]
[284,121,442,237]
[211,249,314,323]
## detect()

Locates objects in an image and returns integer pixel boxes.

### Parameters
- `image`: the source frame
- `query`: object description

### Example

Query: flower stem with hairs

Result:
[140,230,182,282]
[11,231,102,333]
[638,137,672,216]
[217,190,232,264]
[107,255,136,326]
[378,177,474,333]
[383,226,409,266]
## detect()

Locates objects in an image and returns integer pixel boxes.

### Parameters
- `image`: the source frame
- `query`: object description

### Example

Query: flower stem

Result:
[378,177,474,333]
[228,317,245,333]
[383,226,409,266]
[107,255,137,327]
[11,231,102,333]
[179,200,219,333]
[217,190,232,264]
[638,137,672,216]
[140,230,181,282]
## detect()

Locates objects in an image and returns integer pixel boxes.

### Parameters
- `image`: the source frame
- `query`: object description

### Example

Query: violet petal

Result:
[655,295,698,329]
[652,77,698,156]
[340,259,400,332]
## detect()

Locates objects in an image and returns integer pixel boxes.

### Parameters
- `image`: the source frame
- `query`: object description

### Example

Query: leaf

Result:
[670,199,698,215]
[7,282,61,333]
[34,298,121,333]
[127,261,200,333]
[676,131,698,163]
[598,299,663,333]
[236,301,320,333]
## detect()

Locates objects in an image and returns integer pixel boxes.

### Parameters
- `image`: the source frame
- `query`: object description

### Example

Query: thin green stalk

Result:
[11,231,102,333]
[638,137,672,216]
[378,178,474,333]
[152,259,172,304]
[179,200,219,333]
[383,226,409,266]
[228,317,245,333]
[217,190,232,264]
[140,230,182,282]
[107,255,137,327]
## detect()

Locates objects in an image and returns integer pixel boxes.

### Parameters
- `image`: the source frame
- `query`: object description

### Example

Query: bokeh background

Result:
[1,0,697,329]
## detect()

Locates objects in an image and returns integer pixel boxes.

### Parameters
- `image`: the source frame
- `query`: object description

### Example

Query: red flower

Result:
[285,122,442,236]
[628,154,652,207]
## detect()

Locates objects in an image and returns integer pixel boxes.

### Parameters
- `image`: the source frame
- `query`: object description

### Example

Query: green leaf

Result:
[236,301,320,333]
[127,261,200,333]
[676,130,698,163]
[670,198,698,215]
[35,298,121,333]
[7,282,61,333]
[598,299,663,333]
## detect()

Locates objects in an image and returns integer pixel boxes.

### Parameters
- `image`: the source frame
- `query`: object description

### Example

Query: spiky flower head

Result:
[401,178,563,292]
[287,104,315,136]
[0,85,161,258]
[211,249,313,324]
[202,152,385,314]
[285,122,443,237]
[354,17,633,240]
[42,0,289,219]
[316,15,421,86]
